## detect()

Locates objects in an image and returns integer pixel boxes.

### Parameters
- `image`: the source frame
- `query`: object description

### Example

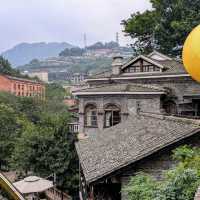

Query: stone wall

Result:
[120,133,200,200]
[88,76,200,115]
[79,94,162,136]
[194,187,200,200]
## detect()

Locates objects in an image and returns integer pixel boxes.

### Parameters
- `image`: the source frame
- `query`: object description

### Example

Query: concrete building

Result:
[27,71,49,83]
[0,74,45,99]
[73,51,200,200]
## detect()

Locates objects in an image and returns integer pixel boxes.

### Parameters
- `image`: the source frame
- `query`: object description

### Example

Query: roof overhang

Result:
[73,91,165,96]
[80,127,200,184]
[184,94,200,99]
[86,73,190,82]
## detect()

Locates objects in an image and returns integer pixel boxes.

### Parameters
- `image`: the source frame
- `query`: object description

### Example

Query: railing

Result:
[45,187,71,200]
[69,123,79,133]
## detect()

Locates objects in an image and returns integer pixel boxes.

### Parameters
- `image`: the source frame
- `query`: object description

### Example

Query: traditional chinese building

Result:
[73,51,200,200]
[0,74,45,99]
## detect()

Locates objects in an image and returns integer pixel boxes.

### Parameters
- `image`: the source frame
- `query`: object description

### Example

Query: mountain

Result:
[1,42,74,67]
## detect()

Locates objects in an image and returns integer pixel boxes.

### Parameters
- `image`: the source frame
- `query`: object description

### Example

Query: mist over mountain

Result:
[1,42,74,67]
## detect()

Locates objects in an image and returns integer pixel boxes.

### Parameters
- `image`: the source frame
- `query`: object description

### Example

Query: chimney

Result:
[112,56,123,75]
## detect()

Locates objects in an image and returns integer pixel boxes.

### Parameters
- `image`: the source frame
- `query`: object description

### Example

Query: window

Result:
[104,104,121,128]
[123,62,161,73]
[163,101,177,115]
[85,104,98,127]
[18,84,20,89]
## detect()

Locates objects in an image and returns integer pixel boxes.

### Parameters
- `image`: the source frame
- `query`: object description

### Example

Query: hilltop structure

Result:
[73,51,200,200]
[0,74,45,99]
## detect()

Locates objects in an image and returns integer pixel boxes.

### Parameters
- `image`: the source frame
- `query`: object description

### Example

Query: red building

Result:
[0,74,45,98]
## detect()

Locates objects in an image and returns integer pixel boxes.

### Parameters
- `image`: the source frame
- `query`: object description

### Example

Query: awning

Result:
[13,176,53,194]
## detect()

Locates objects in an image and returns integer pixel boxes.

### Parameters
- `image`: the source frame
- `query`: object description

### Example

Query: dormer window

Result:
[121,55,164,74]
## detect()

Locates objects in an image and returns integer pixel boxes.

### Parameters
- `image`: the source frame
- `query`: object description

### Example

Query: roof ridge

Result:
[140,111,200,126]
[130,83,166,91]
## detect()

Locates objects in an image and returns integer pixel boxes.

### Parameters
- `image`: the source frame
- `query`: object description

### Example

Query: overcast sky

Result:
[0,0,151,53]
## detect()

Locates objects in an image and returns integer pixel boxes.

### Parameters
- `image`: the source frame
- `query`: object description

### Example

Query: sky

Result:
[0,0,151,53]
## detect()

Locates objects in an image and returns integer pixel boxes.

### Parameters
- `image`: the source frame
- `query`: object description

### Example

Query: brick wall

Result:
[0,75,12,92]
[0,75,45,99]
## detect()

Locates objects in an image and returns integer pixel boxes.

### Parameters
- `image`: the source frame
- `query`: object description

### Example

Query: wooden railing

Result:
[45,187,71,200]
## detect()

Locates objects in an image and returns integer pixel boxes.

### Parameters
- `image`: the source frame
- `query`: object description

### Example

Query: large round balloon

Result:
[183,25,200,82]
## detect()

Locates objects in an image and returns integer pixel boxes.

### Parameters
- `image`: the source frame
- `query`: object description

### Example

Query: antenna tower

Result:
[116,32,119,46]
[84,33,87,49]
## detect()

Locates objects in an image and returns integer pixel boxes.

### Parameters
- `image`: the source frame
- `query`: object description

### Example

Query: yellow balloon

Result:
[183,25,200,82]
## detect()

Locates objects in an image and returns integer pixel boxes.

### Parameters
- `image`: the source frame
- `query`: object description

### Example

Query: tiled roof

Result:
[73,83,166,94]
[88,55,187,80]
[76,112,200,183]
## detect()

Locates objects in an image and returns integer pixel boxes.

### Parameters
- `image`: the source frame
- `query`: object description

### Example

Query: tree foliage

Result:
[0,56,21,76]
[59,47,85,57]
[87,41,119,50]
[124,145,200,200]
[122,0,200,56]
[0,84,78,197]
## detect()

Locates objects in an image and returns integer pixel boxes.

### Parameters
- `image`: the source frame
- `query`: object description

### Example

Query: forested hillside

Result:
[1,42,74,66]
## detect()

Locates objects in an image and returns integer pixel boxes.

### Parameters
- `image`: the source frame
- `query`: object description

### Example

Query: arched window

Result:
[84,104,98,127]
[104,104,121,128]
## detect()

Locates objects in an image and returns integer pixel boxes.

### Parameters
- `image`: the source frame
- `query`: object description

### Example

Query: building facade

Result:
[73,51,200,200]
[26,71,49,83]
[0,75,45,98]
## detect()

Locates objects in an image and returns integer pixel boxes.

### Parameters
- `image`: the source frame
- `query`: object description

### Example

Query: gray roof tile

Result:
[76,113,200,183]
[74,83,166,94]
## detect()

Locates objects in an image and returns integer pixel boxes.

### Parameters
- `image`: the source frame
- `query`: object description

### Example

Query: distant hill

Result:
[1,42,74,67]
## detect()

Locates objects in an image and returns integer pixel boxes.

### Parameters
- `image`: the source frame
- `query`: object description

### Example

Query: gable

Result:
[121,55,164,74]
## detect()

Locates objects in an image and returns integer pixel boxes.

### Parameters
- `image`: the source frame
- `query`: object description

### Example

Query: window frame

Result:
[84,104,98,128]
[104,104,121,128]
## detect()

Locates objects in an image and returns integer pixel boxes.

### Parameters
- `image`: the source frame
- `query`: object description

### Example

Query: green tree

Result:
[11,111,78,197]
[0,56,20,76]
[122,0,200,56]
[123,173,158,200]
[124,145,200,200]
[45,83,66,101]
[59,47,85,57]
[0,103,21,170]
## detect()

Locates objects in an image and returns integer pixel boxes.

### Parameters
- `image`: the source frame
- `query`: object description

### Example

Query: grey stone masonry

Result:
[195,187,200,200]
